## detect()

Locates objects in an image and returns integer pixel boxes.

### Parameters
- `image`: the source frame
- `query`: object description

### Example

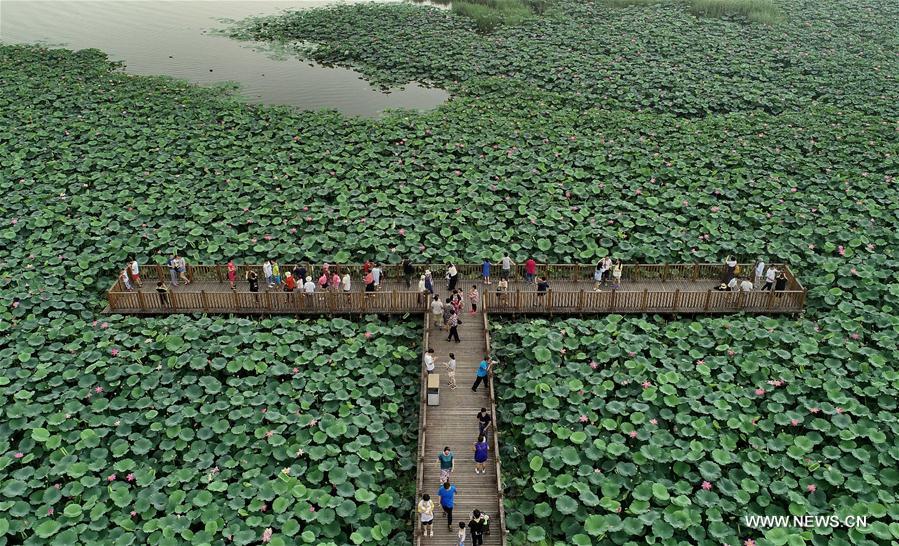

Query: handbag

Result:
[734,265,742,275]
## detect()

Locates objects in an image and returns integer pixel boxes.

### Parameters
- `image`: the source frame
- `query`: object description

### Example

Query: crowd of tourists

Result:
[716,256,788,293]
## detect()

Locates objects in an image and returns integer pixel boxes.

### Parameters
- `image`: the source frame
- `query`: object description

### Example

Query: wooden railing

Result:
[414,314,430,546]
[482,298,508,545]
[105,263,805,315]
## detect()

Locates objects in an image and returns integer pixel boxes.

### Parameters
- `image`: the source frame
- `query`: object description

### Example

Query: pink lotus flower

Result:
[682,200,689,206]
[745,539,756,546]
[54,483,61,489]
[649,418,658,425]
[263,234,272,241]
[807,484,816,492]
[837,245,845,256]
[791,419,799,426]
[305,216,312,222]
[850,267,858,275]
[302,206,309,211]
[262,528,273,543]
[14,452,24,459]
[589,361,598,370]
[293,367,299,374]
[398,228,406,236]
[867,243,875,250]
[850,333,860,340]
[126,473,135,482]
[810,407,819,414]
[130,511,137,517]
[48,507,54,515]
[309,506,316,512]
[251,238,257,243]
[95,386,104,393]
[627,351,636,357]
[635,188,642,195]
[628,431,637,438]
[107,474,116,482]
[701,481,712,491]
[642,381,651,389]
[835,407,844,414]
[12,301,19,309]
[454,170,462,176]
[727,350,735,356]
[364,332,373,339]
[695,359,705,366]
[579,415,589,423]
[755,388,766,396]
[260,408,267,413]
[101,322,109,329]
[110,348,119,357]
[11,218,18,225]
[710,206,720,212]
[265,430,274,438]
[791,187,797,192]
[261,503,268,512]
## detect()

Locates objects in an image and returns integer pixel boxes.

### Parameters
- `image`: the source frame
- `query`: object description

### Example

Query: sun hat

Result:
[306,276,312,282]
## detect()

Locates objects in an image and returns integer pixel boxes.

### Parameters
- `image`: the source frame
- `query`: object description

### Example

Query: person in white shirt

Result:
[762,267,778,291]
[418,494,435,537]
[303,276,316,294]
[727,276,738,291]
[120,268,133,291]
[430,295,445,330]
[424,348,436,374]
[446,263,459,291]
[740,278,754,292]
[754,259,765,287]
[263,260,274,288]
[500,255,513,280]
[372,264,383,289]
[342,273,351,292]
[128,258,142,288]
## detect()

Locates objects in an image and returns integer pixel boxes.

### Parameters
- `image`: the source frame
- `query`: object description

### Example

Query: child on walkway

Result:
[481,258,491,285]
[457,522,467,546]
[474,435,489,475]
[227,259,237,290]
[120,268,133,291]
[418,494,435,537]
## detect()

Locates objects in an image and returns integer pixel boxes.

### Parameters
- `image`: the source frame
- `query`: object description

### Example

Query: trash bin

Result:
[427,373,440,406]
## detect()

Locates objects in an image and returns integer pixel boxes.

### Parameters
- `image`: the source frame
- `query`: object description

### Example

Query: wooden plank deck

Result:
[414,309,505,546]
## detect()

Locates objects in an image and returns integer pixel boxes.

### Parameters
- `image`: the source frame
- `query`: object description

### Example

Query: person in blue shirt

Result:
[471,357,491,392]
[481,258,492,285]
[438,481,457,530]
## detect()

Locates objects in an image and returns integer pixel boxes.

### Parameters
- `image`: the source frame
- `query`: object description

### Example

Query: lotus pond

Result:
[491,317,898,546]
[1,0,898,544]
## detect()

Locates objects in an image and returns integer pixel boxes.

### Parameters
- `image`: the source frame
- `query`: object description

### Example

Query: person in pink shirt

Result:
[319,272,330,289]
[525,257,537,284]
[330,271,341,292]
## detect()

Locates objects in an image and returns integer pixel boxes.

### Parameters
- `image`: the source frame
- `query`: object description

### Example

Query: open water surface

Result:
[0,0,449,116]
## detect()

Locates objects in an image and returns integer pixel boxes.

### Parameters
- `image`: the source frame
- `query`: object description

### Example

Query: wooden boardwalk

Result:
[103,262,806,544]
[414,309,505,545]
[104,263,805,316]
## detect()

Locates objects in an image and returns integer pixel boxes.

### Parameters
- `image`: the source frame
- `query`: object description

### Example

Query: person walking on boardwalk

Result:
[762,265,778,291]
[472,357,490,392]
[271,260,281,287]
[128,257,142,288]
[438,446,455,483]
[477,408,492,438]
[612,260,622,289]
[496,277,508,303]
[500,254,514,280]
[536,277,550,305]
[418,494,435,538]
[468,510,489,546]
[330,270,341,293]
[593,261,603,292]
[120,267,133,291]
[284,271,296,295]
[481,258,492,285]
[424,270,435,295]
[445,353,457,389]
[775,271,787,296]
[167,253,181,286]
[525,257,537,284]
[468,285,480,314]
[263,259,274,288]
[754,258,765,288]
[342,271,352,293]
[424,347,436,375]
[601,256,613,286]
[227,259,237,290]
[443,298,454,332]
[155,281,169,306]
[246,270,259,302]
[722,255,738,284]
[403,257,415,288]
[430,295,444,330]
[457,522,467,546]
[372,262,383,290]
[364,270,375,295]
[437,481,457,531]
[446,263,459,291]
[473,435,489,475]
[447,309,461,343]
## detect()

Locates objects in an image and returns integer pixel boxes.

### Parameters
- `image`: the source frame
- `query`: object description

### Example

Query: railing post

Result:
[187,265,194,284]
[692,263,698,282]
[547,289,553,316]
[137,290,146,312]
[392,290,397,312]
[233,290,240,311]
[578,289,585,311]
[610,289,617,312]
[515,289,520,312]
[704,289,711,311]
[672,289,680,313]
[767,288,775,310]
[641,289,648,311]
[215,266,223,283]
[170,291,178,312]
[265,291,272,313]
[662,263,669,282]
[155,264,165,283]
[571,265,578,281]
[201,291,209,313]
